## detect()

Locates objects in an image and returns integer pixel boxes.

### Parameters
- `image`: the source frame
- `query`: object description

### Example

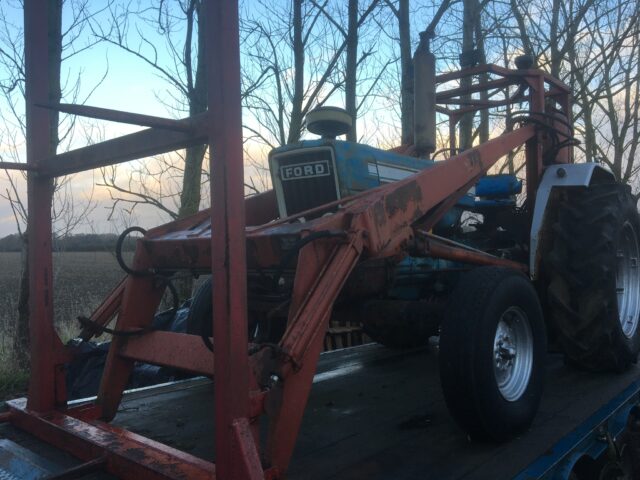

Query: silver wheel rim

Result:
[616,221,640,339]
[493,307,533,402]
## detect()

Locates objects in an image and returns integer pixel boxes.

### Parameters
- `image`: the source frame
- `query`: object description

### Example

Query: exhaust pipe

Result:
[413,31,436,158]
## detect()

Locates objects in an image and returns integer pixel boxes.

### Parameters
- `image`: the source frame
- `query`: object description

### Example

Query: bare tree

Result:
[0,0,101,367]
[501,0,640,187]
[242,0,381,149]
[570,0,640,181]
[92,0,208,220]
[381,0,456,147]
[383,0,413,145]
[346,0,360,141]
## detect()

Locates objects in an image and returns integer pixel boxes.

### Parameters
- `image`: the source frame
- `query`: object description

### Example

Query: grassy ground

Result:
[0,251,126,401]
[0,251,363,401]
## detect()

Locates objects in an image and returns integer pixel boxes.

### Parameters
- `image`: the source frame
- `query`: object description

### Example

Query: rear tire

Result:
[439,267,546,441]
[545,183,640,371]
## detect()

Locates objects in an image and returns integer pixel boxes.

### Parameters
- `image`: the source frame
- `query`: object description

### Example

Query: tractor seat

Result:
[458,174,522,210]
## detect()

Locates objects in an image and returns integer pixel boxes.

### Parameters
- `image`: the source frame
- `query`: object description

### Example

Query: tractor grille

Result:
[273,148,338,216]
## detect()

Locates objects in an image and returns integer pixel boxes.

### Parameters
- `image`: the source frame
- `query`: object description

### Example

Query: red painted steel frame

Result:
[206,2,262,478]
[7,398,217,480]
[14,0,258,478]
[11,0,572,478]
[24,0,70,414]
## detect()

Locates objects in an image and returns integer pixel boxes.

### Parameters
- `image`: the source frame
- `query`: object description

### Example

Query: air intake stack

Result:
[413,31,437,158]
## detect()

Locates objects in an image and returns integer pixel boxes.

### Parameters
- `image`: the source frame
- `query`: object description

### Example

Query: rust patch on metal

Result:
[372,201,387,228]
[384,182,423,219]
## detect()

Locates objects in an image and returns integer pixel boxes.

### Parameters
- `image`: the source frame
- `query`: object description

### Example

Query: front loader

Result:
[3,1,639,479]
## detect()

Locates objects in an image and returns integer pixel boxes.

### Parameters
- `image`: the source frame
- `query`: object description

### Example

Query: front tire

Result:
[187,277,257,349]
[546,183,640,371]
[439,267,546,441]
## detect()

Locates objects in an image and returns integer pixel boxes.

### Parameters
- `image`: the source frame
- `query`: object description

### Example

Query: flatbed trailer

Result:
[2,343,639,479]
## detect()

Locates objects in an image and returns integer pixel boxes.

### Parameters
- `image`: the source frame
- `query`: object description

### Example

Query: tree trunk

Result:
[177,0,207,299]
[549,0,561,78]
[475,14,489,144]
[14,242,30,369]
[178,1,208,220]
[345,0,358,142]
[399,0,413,145]
[459,0,477,151]
[287,0,305,144]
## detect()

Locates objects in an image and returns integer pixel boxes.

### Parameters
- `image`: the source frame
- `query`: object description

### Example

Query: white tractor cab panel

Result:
[529,163,617,278]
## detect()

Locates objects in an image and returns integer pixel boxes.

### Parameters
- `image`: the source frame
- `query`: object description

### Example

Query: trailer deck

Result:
[1,343,639,479]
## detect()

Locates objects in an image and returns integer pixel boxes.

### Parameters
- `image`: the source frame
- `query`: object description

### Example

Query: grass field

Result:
[0,251,362,400]
[0,251,126,399]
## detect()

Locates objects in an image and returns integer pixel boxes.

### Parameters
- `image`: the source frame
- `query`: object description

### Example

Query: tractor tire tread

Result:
[545,183,640,372]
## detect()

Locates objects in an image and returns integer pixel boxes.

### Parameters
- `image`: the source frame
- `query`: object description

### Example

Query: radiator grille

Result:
[273,149,338,216]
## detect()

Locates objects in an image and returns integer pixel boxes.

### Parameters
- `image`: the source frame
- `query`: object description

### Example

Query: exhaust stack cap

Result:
[306,106,352,139]
[515,55,534,70]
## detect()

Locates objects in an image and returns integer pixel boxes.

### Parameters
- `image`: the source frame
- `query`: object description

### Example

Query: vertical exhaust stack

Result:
[414,31,437,159]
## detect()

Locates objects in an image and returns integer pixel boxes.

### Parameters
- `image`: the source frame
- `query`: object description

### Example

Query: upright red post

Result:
[526,75,545,204]
[206,1,262,478]
[24,0,61,412]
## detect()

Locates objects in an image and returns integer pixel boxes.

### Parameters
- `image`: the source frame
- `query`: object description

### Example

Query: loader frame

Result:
[0,1,572,478]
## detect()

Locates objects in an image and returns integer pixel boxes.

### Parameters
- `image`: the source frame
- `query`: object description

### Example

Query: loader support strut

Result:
[264,236,363,469]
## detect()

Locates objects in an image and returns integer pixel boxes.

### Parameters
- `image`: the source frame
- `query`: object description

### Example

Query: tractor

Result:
[7,5,640,476]
[183,36,640,444]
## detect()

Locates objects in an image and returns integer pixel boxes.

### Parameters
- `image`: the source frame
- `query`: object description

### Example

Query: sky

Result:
[0,0,636,237]
[0,0,384,237]
[0,0,470,238]
[0,2,204,236]
[0,0,359,237]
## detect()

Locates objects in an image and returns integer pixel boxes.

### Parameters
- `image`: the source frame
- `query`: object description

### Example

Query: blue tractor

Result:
[186,47,640,443]
[268,107,526,349]
[257,48,640,442]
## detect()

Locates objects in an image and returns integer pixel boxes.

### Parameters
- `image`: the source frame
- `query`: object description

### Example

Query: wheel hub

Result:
[616,221,640,339]
[494,327,516,375]
[493,307,534,402]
